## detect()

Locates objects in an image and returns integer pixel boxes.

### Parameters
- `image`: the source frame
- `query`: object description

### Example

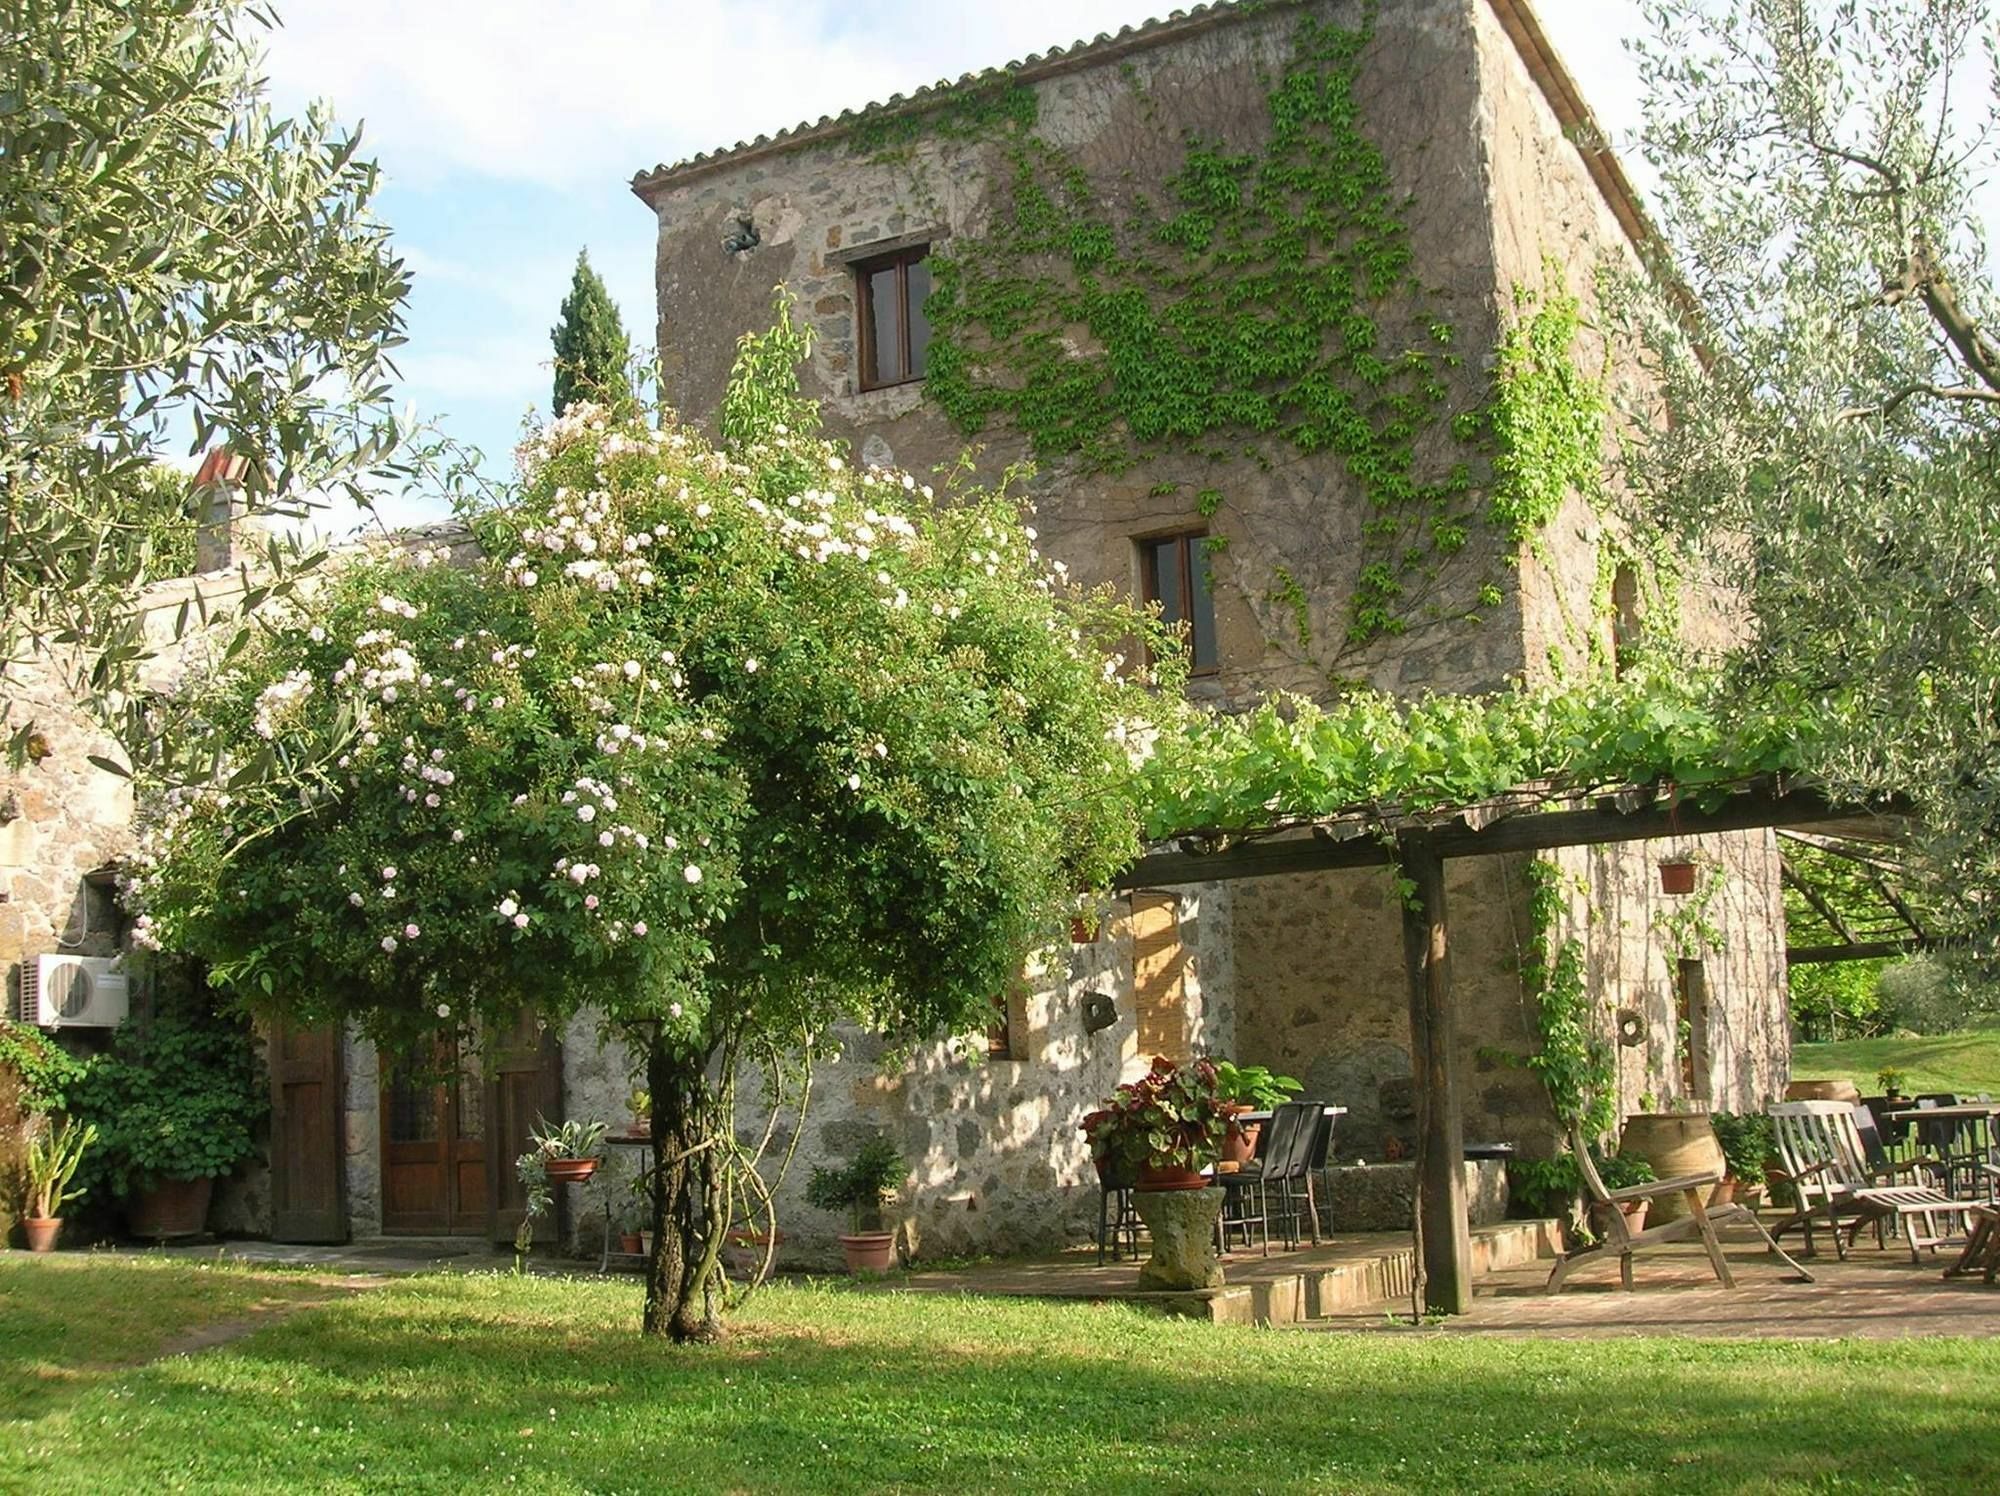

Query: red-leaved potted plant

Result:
[1081,1056,1229,1191]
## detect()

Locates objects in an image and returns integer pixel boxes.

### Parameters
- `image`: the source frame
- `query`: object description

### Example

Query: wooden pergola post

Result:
[1397,832,1471,1315]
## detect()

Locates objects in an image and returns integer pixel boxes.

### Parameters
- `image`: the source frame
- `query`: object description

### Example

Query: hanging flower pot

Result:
[1658,859,1698,895]
[543,1157,599,1184]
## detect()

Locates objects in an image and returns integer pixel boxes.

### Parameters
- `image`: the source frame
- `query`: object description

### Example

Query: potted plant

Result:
[68,994,267,1240]
[1658,857,1698,895]
[1081,1056,1229,1191]
[1592,1151,1659,1230]
[1876,1067,1908,1102]
[22,1115,97,1253]
[1210,1060,1302,1168]
[1709,1111,1775,1206]
[625,1087,652,1139]
[527,1116,608,1183]
[805,1135,905,1272]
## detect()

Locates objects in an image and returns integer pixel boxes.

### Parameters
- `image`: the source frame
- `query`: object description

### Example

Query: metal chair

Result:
[1215,1105,1305,1255]
[1095,1159,1140,1264]
[1261,1102,1325,1250]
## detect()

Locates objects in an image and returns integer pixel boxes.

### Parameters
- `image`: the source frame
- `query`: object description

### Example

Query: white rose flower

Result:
[684,865,703,884]
[632,921,649,937]
[404,923,420,939]
[382,866,398,880]
[380,936,398,952]
[513,912,530,929]
[577,804,597,823]
[498,898,519,917]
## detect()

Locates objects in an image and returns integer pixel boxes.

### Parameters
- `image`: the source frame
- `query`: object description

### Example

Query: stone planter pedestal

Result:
[1132,1186,1225,1291]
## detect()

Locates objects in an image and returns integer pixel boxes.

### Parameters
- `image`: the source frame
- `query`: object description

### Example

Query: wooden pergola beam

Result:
[1398,832,1471,1315]
[1786,938,1931,964]
[1115,786,1882,891]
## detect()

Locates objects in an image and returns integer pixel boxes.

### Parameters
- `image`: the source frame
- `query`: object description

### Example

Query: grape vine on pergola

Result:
[1112,774,1910,1314]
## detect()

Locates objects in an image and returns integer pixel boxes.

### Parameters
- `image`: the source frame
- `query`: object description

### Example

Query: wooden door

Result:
[268,1022,348,1243]
[380,1040,489,1235]
[485,1012,563,1245]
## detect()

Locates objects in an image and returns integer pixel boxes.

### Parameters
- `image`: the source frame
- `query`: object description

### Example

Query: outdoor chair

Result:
[1768,1101,1973,1263]
[1860,1095,1913,1154]
[1215,1103,1304,1256]
[1095,1160,1141,1265]
[1260,1101,1327,1251]
[1546,1119,1813,1294]
[1945,1171,2000,1283]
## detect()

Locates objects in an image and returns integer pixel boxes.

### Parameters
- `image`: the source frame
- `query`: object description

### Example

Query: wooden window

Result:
[1129,891,1190,1062]
[855,245,931,390]
[1140,533,1218,673]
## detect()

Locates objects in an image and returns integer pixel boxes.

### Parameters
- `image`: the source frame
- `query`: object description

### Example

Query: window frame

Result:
[1139,529,1219,676]
[854,244,930,392]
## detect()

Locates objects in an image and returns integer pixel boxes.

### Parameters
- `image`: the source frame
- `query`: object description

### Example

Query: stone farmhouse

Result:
[2,0,1794,1263]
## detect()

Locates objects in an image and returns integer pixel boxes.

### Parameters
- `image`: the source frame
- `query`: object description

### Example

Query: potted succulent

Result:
[67,996,267,1240]
[22,1115,98,1253]
[1081,1056,1229,1191]
[1211,1060,1302,1168]
[805,1135,905,1272]
[527,1116,608,1183]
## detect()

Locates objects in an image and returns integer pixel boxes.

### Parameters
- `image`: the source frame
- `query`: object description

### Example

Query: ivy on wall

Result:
[1520,858,1616,1138]
[847,3,1616,659]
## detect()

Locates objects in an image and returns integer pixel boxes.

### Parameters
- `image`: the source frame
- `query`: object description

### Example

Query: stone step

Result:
[1153,1218,1561,1327]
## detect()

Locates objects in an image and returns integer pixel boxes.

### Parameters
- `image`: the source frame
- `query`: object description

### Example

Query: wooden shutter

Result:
[267,1022,348,1243]
[1129,892,1190,1062]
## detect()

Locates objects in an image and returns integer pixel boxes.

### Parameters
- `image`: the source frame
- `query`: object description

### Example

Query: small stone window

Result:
[855,245,931,390]
[1139,532,1218,674]
[1610,563,1641,676]
[987,984,1029,1061]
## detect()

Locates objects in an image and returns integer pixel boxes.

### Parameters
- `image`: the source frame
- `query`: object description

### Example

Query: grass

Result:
[1792,1020,2000,1097]
[4,1256,2000,1492]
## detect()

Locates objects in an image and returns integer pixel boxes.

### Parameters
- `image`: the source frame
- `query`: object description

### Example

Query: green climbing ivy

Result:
[882,6,1490,647]
[1489,276,1607,545]
[1520,859,1616,1139]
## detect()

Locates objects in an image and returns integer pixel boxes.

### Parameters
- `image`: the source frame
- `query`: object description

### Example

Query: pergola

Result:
[1112,775,1908,1314]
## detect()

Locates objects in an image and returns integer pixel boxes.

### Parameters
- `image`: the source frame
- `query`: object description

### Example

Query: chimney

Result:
[192,449,253,573]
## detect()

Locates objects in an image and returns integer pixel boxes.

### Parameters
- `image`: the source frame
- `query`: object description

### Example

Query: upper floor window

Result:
[855,245,931,390]
[1140,532,1218,674]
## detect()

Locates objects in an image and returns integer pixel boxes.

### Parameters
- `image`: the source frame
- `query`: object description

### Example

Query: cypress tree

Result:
[551,249,634,415]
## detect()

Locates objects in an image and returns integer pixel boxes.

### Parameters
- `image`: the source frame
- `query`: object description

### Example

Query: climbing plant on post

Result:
[127,297,1173,1342]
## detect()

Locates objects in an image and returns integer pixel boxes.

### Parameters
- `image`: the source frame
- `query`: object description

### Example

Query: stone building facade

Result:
[625,0,1794,1259]
[2,0,1793,1262]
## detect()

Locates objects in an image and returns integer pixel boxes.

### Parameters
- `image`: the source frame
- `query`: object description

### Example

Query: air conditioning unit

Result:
[24,954,130,1029]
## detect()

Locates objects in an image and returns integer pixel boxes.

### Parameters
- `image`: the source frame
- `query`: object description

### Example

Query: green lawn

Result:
[4,1256,2000,1492]
[1792,1020,2000,1097]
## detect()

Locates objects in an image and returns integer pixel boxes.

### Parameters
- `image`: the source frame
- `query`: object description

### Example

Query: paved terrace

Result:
[130,1220,2000,1338]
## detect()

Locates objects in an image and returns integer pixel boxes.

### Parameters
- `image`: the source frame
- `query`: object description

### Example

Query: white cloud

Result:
[259,0,1189,190]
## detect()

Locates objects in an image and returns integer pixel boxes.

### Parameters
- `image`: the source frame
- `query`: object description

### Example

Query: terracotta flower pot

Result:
[1136,1163,1208,1192]
[1219,1109,1262,1168]
[127,1176,215,1240]
[24,1216,61,1253]
[1070,916,1096,944]
[1709,1177,1738,1207]
[838,1231,898,1272]
[618,1232,644,1255]
[1658,860,1697,895]
[543,1157,599,1184]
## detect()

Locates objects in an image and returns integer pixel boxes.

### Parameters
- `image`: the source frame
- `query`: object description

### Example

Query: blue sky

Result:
[258,0,1645,529]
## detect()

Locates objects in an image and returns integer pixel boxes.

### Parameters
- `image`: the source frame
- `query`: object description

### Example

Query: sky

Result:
[256,0,1648,530]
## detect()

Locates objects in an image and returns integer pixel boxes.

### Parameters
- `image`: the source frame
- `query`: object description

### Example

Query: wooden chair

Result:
[1546,1120,1814,1294]
[1944,1167,2000,1283]
[1768,1101,1972,1263]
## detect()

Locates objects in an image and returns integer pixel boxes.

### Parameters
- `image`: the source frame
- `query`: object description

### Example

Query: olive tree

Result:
[127,305,1174,1340]
[1,0,415,758]
[1626,0,2000,945]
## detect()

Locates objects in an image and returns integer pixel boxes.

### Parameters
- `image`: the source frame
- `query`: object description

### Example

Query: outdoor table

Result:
[1884,1105,2000,1201]
[597,1133,653,1273]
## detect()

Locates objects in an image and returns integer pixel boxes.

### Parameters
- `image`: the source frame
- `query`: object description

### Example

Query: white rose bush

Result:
[129,302,1177,1340]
